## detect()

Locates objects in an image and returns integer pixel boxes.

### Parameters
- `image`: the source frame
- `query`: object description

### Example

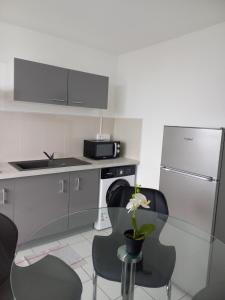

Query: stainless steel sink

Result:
[9,158,91,171]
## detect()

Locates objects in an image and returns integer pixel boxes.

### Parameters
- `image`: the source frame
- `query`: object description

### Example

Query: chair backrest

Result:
[0,213,18,286]
[107,186,169,237]
[108,186,169,214]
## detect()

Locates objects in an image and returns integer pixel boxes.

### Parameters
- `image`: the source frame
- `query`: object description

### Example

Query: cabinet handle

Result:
[50,99,65,102]
[75,177,80,191]
[1,188,7,205]
[59,180,65,193]
[71,101,84,105]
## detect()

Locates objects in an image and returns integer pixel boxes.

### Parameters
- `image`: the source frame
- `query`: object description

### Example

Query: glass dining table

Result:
[10,207,225,300]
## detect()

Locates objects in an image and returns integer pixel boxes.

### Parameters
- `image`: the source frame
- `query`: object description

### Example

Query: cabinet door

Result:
[0,179,15,220]
[69,169,99,228]
[14,173,69,244]
[14,58,68,105]
[68,70,108,109]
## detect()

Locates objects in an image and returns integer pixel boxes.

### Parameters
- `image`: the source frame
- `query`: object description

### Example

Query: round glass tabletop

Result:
[10,207,225,300]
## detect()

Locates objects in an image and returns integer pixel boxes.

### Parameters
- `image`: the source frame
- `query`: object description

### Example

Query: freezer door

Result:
[159,167,218,234]
[161,127,222,178]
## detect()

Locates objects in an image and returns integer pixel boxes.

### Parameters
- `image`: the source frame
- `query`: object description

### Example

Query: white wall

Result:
[2,21,225,184]
[116,22,225,188]
[0,21,117,117]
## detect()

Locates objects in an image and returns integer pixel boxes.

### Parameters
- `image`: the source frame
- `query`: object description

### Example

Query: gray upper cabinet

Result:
[68,70,109,109]
[14,173,69,244]
[14,58,68,105]
[14,58,109,109]
[0,179,15,220]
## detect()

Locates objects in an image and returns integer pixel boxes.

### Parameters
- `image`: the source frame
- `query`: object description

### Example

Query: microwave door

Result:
[96,143,113,158]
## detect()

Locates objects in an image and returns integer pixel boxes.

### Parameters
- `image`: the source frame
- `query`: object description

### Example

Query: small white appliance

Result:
[94,165,136,230]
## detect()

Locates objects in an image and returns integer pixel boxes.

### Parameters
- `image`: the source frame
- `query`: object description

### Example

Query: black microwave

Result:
[83,140,121,160]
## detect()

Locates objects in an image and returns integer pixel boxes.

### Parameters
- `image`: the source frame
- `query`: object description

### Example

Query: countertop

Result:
[0,157,139,180]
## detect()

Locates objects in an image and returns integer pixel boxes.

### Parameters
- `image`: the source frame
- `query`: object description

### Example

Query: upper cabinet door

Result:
[68,70,109,109]
[14,58,68,105]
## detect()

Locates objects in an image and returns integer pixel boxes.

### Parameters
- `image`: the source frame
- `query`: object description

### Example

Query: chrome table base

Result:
[117,245,142,300]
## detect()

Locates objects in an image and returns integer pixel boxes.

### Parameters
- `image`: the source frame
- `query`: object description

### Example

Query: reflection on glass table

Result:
[10,208,225,300]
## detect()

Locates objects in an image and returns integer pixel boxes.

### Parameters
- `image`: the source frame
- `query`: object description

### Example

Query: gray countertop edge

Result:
[0,157,139,180]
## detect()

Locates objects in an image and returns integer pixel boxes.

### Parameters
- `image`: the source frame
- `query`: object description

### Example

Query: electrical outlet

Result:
[96,133,111,140]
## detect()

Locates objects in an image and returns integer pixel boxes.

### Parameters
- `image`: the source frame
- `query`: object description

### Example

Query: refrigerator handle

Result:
[160,166,216,182]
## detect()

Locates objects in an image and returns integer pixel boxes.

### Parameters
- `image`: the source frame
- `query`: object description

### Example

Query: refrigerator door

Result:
[161,127,223,178]
[159,167,218,233]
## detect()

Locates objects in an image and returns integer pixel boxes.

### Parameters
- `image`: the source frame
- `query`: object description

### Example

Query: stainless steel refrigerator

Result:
[159,126,225,239]
[159,126,225,295]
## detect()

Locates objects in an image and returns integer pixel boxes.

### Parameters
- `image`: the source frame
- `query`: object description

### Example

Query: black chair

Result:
[0,213,83,300]
[0,213,18,299]
[92,186,176,300]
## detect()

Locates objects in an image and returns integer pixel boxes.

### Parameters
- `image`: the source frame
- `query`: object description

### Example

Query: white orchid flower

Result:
[126,197,139,212]
[126,192,150,213]
[140,198,150,209]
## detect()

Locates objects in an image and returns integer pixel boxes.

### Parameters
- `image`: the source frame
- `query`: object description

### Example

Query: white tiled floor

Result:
[58,233,86,245]
[71,240,92,258]
[116,287,154,300]
[32,240,60,254]
[82,255,94,276]
[82,280,110,300]
[98,277,122,300]
[179,295,192,300]
[143,285,186,300]
[75,266,91,283]
[15,227,191,300]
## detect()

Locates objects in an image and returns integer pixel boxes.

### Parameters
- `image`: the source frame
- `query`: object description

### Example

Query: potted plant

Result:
[124,185,155,256]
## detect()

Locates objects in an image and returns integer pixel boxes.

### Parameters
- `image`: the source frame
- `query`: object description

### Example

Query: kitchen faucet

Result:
[43,151,54,160]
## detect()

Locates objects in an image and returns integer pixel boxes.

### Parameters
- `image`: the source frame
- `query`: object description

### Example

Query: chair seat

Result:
[92,234,176,288]
[11,255,82,300]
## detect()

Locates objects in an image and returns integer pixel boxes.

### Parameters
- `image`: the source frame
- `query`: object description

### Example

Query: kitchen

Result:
[1,1,225,300]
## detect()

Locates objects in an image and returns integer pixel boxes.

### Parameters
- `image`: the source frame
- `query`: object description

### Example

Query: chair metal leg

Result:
[92,272,97,300]
[166,280,172,300]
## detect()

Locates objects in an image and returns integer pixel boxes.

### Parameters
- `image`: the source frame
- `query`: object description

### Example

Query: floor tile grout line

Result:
[179,293,192,300]
[142,287,161,300]
[81,277,91,284]
[93,279,112,300]
[80,264,92,280]
[140,287,156,300]
[80,232,95,242]
[143,281,187,300]
[58,236,86,245]
[82,236,93,243]
[172,282,188,300]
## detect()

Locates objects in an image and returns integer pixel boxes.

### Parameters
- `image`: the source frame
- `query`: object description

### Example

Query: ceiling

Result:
[1,0,225,54]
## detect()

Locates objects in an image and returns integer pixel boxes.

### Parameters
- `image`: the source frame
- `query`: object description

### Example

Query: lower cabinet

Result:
[14,173,69,244]
[69,169,100,229]
[0,179,15,220]
[0,169,100,244]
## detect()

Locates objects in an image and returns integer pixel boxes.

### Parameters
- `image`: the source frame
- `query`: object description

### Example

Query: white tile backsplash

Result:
[0,111,142,162]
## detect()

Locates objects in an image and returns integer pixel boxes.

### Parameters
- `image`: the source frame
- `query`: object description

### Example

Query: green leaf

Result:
[138,224,155,237]
[134,235,145,240]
